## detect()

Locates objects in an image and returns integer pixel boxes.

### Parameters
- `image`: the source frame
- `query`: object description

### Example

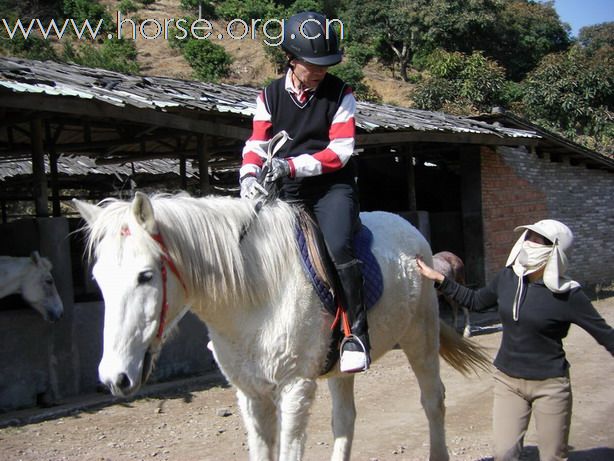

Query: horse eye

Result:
[45,278,54,286]
[137,271,154,284]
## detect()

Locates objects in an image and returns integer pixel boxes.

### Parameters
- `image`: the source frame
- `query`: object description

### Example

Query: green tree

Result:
[343,0,572,82]
[519,46,613,155]
[63,39,140,74]
[180,0,215,14]
[182,39,232,82]
[62,0,113,33]
[0,0,64,19]
[487,0,571,81]
[215,0,281,20]
[0,0,63,59]
[344,0,501,82]
[0,30,58,60]
[344,0,417,81]
[328,61,380,102]
[577,22,614,57]
[413,49,506,114]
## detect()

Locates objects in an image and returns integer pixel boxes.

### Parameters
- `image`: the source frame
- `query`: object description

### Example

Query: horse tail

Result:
[438,320,491,376]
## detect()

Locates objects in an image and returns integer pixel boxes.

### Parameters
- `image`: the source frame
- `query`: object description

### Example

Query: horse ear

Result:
[72,199,102,226]
[131,192,157,234]
[30,251,41,264]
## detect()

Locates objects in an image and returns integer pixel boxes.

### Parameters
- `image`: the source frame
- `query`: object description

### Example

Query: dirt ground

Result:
[1,297,613,461]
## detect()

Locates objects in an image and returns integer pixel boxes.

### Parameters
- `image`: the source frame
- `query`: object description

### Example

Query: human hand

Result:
[240,176,268,200]
[416,255,445,283]
[265,158,290,183]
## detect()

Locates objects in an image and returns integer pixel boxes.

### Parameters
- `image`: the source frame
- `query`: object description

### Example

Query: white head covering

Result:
[505,219,580,320]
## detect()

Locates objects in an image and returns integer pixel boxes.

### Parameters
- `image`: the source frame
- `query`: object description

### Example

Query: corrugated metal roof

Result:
[0,56,539,140]
[0,155,199,180]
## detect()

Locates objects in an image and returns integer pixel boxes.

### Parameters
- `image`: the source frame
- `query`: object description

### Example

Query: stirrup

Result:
[206,340,219,363]
[340,335,370,373]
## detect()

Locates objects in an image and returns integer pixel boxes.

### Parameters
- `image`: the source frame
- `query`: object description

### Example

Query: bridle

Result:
[121,226,188,340]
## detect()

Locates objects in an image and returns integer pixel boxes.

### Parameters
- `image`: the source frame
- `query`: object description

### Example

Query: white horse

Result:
[0,252,63,322]
[74,192,489,461]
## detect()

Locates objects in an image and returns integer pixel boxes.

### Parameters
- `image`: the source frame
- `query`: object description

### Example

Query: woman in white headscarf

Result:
[417,219,614,461]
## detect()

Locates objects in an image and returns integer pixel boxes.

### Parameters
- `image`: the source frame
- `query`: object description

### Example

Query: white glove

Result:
[265,158,290,183]
[240,176,268,200]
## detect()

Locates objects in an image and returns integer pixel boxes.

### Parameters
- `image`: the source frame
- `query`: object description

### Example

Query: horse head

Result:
[73,192,189,397]
[22,251,64,322]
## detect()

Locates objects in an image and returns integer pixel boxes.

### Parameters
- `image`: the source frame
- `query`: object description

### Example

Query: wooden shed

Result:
[1,56,613,413]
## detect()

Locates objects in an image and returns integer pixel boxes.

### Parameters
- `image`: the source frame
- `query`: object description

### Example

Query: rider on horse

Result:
[239,11,370,373]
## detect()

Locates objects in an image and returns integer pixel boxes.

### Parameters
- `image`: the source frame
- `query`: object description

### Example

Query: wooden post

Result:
[45,122,61,217]
[404,145,417,211]
[30,118,49,217]
[460,146,485,286]
[197,134,210,196]
[178,137,187,191]
[180,155,187,190]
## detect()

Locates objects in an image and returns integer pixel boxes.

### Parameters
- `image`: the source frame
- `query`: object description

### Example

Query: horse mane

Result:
[83,194,300,309]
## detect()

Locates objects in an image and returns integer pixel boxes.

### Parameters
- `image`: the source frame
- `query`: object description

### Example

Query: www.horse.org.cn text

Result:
[1,12,346,47]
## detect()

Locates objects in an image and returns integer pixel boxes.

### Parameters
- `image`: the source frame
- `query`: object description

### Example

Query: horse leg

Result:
[327,375,356,461]
[236,389,278,461]
[400,340,449,461]
[277,378,317,461]
[399,294,450,461]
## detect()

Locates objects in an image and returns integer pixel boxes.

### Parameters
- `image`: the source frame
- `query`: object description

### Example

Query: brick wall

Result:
[480,145,614,287]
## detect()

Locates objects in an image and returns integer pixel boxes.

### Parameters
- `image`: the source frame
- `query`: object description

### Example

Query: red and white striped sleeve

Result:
[288,87,356,178]
[239,91,272,180]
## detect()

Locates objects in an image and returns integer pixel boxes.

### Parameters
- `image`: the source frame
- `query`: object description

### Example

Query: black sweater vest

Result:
[263,73,356,199]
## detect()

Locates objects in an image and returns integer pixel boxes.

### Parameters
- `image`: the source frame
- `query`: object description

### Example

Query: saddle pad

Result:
[296,224,383,315]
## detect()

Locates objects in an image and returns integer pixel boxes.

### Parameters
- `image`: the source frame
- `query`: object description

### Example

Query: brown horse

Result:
[432,251,472,337]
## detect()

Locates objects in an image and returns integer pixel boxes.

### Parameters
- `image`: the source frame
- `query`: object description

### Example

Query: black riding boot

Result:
[336,259,371,373]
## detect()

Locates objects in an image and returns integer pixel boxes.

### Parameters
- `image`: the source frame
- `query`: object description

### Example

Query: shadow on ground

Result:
[475,445,614,461]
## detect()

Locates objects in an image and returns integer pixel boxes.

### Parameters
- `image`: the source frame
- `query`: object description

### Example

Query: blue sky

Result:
[543,0,614,37]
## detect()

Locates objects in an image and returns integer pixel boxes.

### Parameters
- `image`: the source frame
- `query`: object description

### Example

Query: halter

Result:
[121,226,187,339]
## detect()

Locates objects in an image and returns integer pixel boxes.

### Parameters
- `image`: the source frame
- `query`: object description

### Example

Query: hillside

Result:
[5,0,610,155]
[101,0,412,105]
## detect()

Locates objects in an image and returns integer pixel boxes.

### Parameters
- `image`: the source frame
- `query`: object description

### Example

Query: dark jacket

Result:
[438,267,614,379]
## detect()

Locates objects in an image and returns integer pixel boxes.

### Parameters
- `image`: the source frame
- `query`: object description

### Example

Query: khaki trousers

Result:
[493,370,572,461]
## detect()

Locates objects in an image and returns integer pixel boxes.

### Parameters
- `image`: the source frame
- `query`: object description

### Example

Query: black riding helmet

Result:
[281,11,343,67]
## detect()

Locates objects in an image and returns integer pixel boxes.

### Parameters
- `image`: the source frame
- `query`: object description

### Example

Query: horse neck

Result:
[0,257,30,298]
[156,197,298,316]
[158,197,299,324]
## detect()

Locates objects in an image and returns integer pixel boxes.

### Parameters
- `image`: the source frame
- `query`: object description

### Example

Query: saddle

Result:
[295,208,383,374]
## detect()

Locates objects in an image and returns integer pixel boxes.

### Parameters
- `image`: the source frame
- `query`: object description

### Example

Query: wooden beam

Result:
[94,152,187,164]
[1,93,252,140]
[356,130,539,147]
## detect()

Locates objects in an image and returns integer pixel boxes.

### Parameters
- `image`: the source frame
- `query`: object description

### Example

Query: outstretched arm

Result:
[416,255,499,312]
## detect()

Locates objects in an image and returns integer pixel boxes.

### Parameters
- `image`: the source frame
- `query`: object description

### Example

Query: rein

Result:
[239,130,290,242]
[121,226,187,339]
